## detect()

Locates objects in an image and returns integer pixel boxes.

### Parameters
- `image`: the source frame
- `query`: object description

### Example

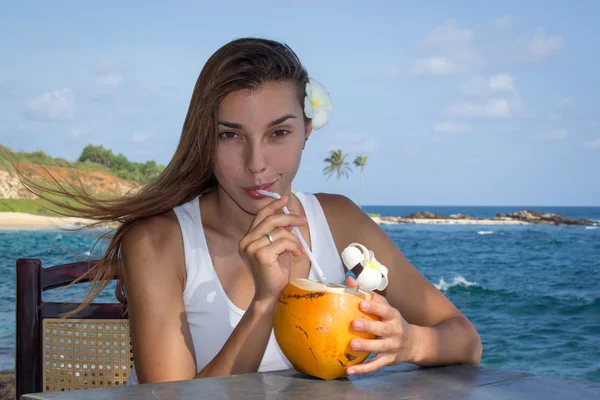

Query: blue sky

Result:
[2,1,599,206]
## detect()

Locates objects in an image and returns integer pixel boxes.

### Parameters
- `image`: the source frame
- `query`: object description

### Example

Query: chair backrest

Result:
[15,258,132,399]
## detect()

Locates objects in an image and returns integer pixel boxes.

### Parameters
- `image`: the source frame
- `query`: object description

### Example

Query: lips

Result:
[244,182,276,199]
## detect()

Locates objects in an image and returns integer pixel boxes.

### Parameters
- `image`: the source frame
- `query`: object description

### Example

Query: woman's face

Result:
[214,81,311,214]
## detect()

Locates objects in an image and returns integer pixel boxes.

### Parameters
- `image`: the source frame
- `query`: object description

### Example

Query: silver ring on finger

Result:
[266,233,274,244]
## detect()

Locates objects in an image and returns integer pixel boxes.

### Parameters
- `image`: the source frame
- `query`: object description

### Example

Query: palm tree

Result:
[353,155,368,208]
[323,149,352,193]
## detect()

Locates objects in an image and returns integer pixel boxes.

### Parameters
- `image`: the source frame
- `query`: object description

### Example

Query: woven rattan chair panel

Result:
[42,318,133,392]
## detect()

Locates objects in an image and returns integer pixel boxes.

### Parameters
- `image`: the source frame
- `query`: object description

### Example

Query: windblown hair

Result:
[16,37,310,315]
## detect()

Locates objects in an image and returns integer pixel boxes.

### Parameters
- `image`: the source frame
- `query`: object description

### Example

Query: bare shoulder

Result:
[314,192,394,254]
[121,210,186,290]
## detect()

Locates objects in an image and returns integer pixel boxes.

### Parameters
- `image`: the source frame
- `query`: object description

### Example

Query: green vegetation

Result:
[0,198,58,215]
[77,144,164,182]
[0,144,165,215]
[0,144,165,184]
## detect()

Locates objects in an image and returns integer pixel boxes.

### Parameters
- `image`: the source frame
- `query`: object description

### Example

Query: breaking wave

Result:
[434,276,478,291]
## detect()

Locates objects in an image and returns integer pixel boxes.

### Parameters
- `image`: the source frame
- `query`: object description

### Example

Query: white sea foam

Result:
[477,230,494,235]
[434,276,477,291]
[585,226,598,230]
[83,251,91,256]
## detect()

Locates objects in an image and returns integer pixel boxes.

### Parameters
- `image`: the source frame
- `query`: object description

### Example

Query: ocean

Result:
[1,205,599,383]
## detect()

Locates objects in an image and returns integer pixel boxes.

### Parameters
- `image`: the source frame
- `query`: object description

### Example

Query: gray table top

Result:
[22,364,600,399]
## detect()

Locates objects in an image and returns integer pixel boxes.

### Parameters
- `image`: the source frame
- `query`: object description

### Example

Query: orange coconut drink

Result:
[273,242,389,380]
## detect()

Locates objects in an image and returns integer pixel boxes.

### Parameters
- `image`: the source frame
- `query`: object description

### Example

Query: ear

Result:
[304,119,313,142]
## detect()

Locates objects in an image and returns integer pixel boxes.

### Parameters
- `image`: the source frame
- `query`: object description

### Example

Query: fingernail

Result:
[347,368,355,375]
[353,320,363,329]
[350,340,361,350]
[360,301,369,310]
[298,216,306,221]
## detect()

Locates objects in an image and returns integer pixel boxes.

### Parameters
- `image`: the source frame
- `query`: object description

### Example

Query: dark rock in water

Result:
[449,213,472,220]
[0,369,15,400]
[407,211,448,219]
[498,210,595,226]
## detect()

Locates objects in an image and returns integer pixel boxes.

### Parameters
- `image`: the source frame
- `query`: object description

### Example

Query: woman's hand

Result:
[238,195,307,303]
[344,276,418,375]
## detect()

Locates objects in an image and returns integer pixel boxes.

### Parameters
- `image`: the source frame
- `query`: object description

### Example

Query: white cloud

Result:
[433,122,472,133]
[443,99,511,119]
[449,73,522,119]
[402,20,564,79]
[461,74,515,96]
[412,57,456,76]
[547,129,568,141]
[519,28,564,63]
[585,137,600,150]
[27,88,75,120]
[410,20,481,75]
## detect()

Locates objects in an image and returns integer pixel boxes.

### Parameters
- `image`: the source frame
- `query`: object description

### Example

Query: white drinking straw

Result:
[256,189,330,286]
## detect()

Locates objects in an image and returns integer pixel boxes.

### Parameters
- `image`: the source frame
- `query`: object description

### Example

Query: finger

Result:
[346,353,395,376]
[254,238,305,265]
[246,227,305,256]
[351,317,396,338]
[358,298,394,321]
[345,275,358,288]
[246,213,307,243]
[349,335,398,354]
[249,195,289,231]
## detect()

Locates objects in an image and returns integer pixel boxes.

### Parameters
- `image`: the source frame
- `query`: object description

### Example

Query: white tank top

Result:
[127,191,345,384]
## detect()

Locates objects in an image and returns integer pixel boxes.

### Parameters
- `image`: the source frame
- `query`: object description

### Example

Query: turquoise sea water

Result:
[1,206,599,382]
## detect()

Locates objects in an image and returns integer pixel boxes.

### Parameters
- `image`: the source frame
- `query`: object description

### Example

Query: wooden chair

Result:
[15,258,132,399]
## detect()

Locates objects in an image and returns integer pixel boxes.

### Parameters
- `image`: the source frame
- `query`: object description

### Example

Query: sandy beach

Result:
[0,212,112,230]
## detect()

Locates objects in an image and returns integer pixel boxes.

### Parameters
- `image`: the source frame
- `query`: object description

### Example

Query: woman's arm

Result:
[121,196,306,383]
[121,213,277,383]
[317,194,482,370]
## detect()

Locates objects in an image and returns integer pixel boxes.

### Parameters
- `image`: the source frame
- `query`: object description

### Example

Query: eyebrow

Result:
[217,114,297,129]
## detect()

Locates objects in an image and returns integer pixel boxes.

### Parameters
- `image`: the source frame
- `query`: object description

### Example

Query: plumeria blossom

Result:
[304,78,333,130]
[341,243,389,291]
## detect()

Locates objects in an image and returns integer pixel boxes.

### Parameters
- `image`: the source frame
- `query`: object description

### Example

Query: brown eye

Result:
[219,132,239,140]
[271,130,290,137]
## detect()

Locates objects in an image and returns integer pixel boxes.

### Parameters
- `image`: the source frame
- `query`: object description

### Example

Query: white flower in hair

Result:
[341,243,389,291]
[304,78,333,130]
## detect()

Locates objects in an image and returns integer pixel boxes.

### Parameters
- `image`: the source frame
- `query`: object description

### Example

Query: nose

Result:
[245,142,267,174]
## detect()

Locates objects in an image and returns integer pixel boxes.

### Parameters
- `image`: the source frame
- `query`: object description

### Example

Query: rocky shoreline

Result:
[370,210,597,226]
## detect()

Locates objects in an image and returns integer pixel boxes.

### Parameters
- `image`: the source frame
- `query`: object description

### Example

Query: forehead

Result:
[217,81,301,124]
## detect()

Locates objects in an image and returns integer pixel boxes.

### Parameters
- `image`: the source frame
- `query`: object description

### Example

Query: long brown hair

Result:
[16,37,310,315]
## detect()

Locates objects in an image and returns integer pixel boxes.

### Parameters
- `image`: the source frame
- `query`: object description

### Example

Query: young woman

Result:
[24,37,482,384]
